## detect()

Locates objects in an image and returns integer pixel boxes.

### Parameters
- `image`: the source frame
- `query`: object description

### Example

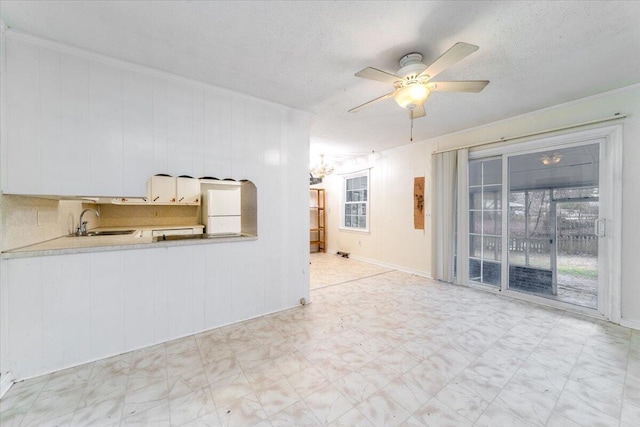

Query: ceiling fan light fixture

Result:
[394,83,431,110]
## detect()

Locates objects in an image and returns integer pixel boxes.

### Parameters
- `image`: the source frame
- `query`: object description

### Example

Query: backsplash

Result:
[99,204,200,227]
[1,195,99,251]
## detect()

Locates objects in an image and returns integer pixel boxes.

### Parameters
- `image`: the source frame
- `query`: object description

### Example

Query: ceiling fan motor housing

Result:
[397,53,428,79]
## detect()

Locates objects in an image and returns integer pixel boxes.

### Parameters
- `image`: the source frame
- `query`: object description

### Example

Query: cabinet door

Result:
[176,177,201,204]
[4,38,41,194]
[148,175,175,203]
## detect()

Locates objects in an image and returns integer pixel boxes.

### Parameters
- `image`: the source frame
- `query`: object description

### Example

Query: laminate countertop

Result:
[1,225,257,259]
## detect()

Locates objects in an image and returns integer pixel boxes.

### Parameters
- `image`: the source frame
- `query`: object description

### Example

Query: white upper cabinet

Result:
[176,176,201,204]
[147,175,175,203]
[146,175,200,205]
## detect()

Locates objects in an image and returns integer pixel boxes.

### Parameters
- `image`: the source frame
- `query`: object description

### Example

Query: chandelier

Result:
[310,154,334,179]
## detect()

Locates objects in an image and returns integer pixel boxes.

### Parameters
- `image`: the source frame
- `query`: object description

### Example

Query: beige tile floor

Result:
[1,253,639,426]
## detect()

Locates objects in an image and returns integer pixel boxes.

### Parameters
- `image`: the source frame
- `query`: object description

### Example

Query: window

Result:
[342,171,369,232]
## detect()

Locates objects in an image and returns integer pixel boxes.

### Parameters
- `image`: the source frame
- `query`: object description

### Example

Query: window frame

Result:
[340,170,370,233]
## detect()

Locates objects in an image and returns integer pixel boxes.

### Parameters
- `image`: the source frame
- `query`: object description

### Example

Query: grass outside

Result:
[557,265,597,279]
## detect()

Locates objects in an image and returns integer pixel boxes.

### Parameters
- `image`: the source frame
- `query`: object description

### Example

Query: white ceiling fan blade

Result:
[355,67,402,85]
[409,104,426,119]
[348,91,397,113]
[419,42,479,80]
[431,80,489,92]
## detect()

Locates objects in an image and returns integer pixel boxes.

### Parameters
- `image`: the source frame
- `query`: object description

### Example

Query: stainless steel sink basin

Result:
[83,230,137,237]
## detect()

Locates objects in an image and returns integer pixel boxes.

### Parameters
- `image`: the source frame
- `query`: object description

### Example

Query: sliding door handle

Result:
[594,218,606,237]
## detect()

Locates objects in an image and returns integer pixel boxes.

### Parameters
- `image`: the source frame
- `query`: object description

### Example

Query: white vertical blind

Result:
[456,149,469,285]
[431,150,457,282]
[431,148,469,283]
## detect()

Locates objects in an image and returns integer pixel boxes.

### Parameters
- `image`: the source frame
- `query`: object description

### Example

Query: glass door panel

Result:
[507,144,599,307]
[469,158,502,286]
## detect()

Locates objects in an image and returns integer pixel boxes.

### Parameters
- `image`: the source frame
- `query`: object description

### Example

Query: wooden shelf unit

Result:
[310,188,326,253]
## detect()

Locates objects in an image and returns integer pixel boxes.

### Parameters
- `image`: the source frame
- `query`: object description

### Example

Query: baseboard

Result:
[619,318,640,331]
[0,372,13,398]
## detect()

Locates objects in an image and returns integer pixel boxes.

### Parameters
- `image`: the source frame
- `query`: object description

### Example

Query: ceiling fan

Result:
[349,42,489,121]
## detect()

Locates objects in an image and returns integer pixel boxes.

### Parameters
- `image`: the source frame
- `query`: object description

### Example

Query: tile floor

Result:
[1,253,639,426]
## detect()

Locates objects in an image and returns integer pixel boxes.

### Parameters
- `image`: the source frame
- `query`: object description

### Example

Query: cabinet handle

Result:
[153,196,159,202]
[179,197,184,202]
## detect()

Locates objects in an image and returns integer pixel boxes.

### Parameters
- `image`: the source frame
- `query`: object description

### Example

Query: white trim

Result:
[2,29,310,117]
[619,318,640,331]
[468,124,619,159]
[433,115,625,155]
[0,372,13,398]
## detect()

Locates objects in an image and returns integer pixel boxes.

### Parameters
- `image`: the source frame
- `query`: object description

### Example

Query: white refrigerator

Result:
[203,185,242,236]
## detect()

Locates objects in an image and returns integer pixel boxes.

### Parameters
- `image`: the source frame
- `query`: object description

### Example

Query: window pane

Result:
[483,236,501,260]
[483,212,502,235]
[483,187,502,209]
[469,211,482,234]
[483,159,502,185]
[469,234,482,258]
[481,260,501,285]
[470,188,482,209]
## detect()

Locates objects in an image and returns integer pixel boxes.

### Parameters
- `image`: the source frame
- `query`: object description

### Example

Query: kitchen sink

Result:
[152,233,204,242]
[83,230,137,237]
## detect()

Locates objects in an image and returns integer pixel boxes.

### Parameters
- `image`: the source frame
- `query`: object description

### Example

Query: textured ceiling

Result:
[2,1,640,165]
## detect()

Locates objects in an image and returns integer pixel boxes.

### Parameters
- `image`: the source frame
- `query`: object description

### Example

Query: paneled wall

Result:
[0,31,310,380]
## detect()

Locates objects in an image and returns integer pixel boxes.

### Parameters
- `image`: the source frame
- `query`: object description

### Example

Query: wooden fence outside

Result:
[506,236,597,255]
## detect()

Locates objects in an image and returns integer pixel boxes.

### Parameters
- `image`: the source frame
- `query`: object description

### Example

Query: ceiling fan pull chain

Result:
[410,113,414,142]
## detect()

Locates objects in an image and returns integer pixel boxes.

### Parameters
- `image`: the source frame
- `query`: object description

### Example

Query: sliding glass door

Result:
[467,140,606,311]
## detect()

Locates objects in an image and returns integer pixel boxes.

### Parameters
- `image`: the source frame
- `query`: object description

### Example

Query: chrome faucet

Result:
[77,208,100,236]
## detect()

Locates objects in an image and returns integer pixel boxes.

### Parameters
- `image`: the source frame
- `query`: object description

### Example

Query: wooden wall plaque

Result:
[414,177,425,230]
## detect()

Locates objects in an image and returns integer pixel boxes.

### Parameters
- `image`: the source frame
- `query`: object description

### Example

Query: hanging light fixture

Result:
[310,154,334,178]
[541,152,563,165]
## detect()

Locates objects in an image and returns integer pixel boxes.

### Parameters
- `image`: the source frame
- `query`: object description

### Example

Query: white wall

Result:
[324,142,433,276]
[0,30,310,380]
[325,84,640,326]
